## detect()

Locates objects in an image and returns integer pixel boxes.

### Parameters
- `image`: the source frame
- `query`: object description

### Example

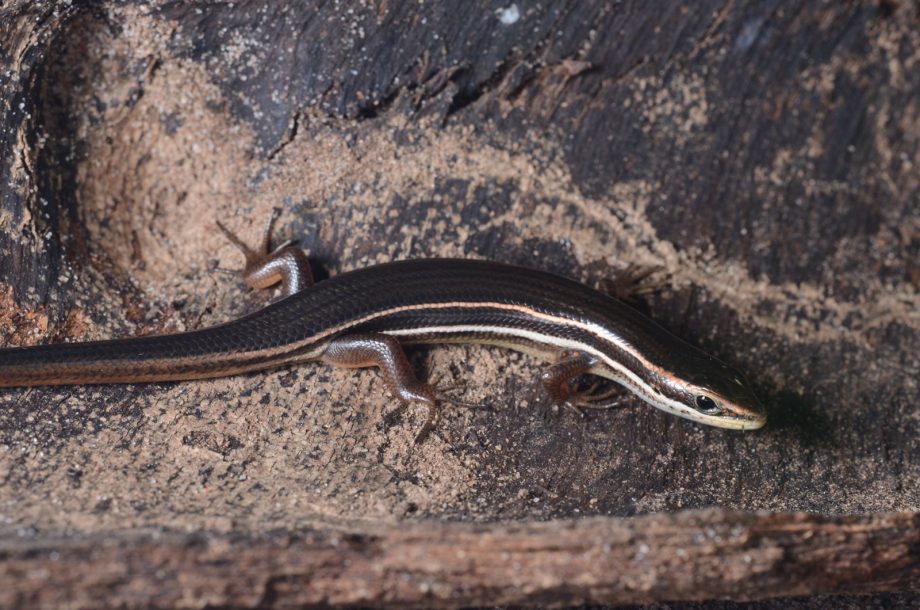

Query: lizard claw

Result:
[598,262,668,303]
[411,377,490,443]
[216,208,313,297]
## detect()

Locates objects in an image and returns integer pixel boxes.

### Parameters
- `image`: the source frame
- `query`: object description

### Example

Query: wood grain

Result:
[1,510,917,608]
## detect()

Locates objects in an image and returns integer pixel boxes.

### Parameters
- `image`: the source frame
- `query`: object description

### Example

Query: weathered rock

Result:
[0,1,917,607]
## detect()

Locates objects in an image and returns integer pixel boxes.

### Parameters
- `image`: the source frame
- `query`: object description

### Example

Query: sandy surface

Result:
[0,3,917,540]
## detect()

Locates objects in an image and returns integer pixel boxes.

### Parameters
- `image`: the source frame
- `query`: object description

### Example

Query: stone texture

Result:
[0,1,917,607]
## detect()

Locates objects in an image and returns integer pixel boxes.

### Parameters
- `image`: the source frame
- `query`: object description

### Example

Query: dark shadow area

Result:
[761,388,838,450]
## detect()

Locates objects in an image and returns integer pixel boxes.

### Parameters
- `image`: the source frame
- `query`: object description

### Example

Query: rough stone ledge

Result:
[0,509,916,609]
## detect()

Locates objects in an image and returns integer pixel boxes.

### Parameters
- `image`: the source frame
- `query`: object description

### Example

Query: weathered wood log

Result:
[0,510,917,609]
[1,0,917,608]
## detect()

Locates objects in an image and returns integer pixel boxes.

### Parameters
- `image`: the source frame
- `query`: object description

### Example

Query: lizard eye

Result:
[694,395,722,414]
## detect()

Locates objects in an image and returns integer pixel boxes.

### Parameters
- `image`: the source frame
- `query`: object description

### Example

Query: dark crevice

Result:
[266,110,301,160]
[445,56,516,117]
[353,85,403,121]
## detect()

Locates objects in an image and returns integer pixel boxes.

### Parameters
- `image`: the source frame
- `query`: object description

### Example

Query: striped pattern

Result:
[0,259,764,429]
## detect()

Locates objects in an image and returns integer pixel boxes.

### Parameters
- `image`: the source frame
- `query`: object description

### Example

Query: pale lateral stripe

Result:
[180,298,745,427]
[128,297,746,428]
[383,322,703,424]
[223,299,663,375]
[15,283,758,427]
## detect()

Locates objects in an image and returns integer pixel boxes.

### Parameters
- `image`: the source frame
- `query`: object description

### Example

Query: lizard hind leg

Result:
[320,334,490,443]
[216,207,313,298]
[321,333,444,443]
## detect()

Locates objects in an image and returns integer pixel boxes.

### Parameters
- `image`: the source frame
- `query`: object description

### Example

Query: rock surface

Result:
[0,1,917,607]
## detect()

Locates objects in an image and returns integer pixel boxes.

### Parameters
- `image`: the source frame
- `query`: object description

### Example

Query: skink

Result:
[0,216,766,436]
